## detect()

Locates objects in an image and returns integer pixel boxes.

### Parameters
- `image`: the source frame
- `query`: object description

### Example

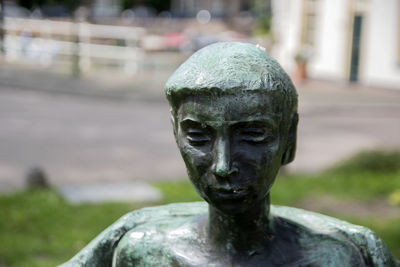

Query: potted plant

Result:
[294,48,310,83]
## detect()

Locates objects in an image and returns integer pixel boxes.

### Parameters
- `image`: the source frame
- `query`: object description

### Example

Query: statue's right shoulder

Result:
[59,202,207,267]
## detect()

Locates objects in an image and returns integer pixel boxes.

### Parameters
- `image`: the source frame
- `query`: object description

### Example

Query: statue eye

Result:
[186,128,211,146]
[239,127,272,143]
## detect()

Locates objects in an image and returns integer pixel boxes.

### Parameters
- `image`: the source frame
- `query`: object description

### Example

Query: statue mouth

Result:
[214,187,250,199]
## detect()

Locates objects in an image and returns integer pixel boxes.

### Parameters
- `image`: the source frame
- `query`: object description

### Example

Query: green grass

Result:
[0,150,399,266]
[0,190,140,267]
[152,180,202,204]
[272,170,400,204]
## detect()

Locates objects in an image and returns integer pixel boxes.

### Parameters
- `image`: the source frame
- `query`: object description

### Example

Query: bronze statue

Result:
[61,42,399,266]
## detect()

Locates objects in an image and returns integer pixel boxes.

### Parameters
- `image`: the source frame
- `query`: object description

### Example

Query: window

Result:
[301,0,319,47]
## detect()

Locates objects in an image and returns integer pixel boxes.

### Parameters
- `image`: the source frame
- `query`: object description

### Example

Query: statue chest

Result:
[111,216,364,267]
[112,231,315,267]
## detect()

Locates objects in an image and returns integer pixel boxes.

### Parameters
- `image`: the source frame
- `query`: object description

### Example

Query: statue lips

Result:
[214,186,251,200]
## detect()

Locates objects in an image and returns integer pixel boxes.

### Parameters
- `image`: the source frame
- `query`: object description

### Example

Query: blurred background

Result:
[0,0,399,266]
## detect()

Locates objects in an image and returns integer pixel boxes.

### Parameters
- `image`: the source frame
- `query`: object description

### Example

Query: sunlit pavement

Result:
[1,63,400,194]
[293,80,400,173]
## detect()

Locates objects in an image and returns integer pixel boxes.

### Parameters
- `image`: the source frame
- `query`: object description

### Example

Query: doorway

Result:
[349,15,363,82]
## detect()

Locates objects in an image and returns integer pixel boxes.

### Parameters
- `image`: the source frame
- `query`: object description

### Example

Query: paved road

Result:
[0,86,185,192]
[293,81,400,173]
[1,65,400,193]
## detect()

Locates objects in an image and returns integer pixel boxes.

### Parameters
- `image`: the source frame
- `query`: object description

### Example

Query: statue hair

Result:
[165,42,298,119]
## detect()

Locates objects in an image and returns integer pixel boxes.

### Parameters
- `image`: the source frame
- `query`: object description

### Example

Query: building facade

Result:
[272,0,400,89]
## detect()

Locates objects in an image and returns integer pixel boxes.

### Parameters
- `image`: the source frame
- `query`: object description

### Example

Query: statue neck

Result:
[206,195,273,254]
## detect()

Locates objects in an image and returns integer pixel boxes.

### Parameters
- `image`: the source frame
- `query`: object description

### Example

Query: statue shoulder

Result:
[271,205,399,267]
[59,202,207,267]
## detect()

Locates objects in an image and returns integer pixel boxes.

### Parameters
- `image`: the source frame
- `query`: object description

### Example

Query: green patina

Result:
[165,42,295,94]
[61,203,398,266]
[60,42,399,266]
[165,42,297,119]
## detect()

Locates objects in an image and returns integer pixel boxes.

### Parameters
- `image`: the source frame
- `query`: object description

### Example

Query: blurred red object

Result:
[164,33,186,49]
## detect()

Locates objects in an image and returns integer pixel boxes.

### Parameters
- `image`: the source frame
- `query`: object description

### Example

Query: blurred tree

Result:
[254,0,272,36]
[17,0,82,14]
[119,0,135,10]
[0,0,4,53]
[119,0,170,13]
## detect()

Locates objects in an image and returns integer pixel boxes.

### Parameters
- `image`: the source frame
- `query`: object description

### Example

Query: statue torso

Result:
[112,203,366,267]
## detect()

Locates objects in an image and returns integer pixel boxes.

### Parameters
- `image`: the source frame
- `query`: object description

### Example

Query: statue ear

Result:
[281,112,299,165]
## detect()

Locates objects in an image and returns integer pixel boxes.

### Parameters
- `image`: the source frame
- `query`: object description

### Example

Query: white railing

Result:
[2,17,146,74]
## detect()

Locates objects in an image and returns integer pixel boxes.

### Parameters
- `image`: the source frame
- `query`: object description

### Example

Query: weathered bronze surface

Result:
[60,42,399,266]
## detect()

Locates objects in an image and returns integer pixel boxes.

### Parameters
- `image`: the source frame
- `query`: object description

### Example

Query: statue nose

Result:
[211,137,238,178]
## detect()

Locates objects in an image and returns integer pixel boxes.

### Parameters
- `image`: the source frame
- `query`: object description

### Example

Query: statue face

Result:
[174,92,289,214]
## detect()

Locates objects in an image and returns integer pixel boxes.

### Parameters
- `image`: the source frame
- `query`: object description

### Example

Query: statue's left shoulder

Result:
[271,205,399,267]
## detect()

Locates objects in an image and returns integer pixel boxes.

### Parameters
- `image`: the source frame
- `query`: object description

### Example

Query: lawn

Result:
[0,150,399,266]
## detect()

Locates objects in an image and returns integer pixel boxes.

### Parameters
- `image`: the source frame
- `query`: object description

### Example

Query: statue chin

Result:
[59,42,399,267]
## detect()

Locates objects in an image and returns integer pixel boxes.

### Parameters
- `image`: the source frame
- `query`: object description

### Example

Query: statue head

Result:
[165,42,298,215]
